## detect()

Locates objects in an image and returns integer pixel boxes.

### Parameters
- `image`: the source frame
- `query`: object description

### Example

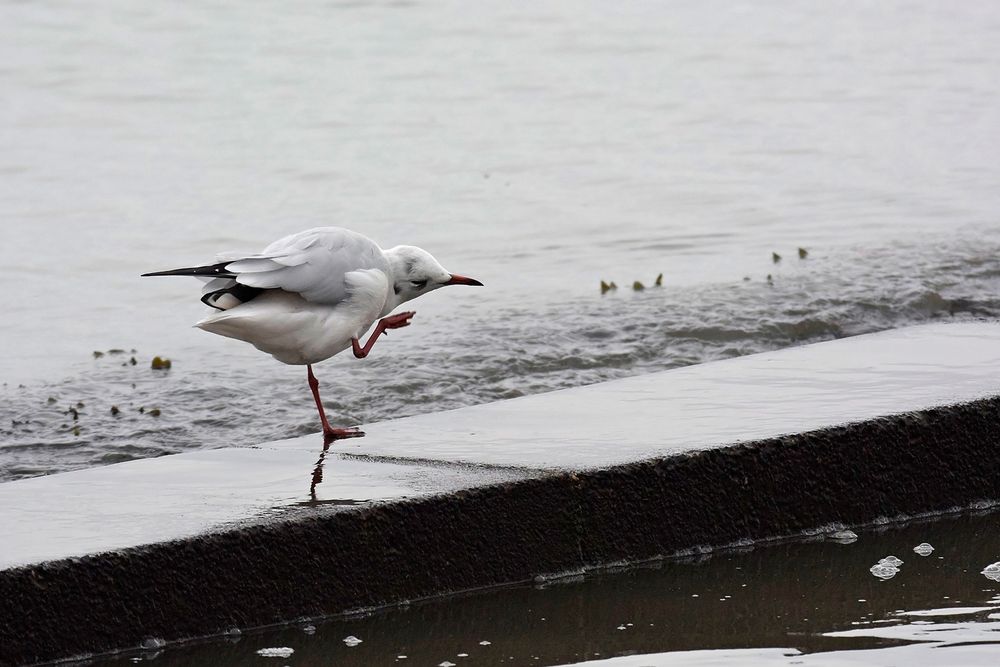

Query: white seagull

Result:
[142,226,482,440]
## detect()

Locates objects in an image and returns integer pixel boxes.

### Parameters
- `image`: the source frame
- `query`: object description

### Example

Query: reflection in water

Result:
[295,436,364,509]
[93,511,1000,666]
[310,445,326,502]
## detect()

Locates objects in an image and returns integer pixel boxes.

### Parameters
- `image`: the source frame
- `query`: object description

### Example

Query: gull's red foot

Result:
[383,311,415,330]
[323,427,366,448]
[353,311,418,358]
[324,427,365,440]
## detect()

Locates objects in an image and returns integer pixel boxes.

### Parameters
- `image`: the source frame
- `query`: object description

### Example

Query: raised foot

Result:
[382,311,415,330]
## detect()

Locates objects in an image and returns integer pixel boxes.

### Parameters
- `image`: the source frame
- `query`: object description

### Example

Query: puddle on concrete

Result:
[90,510,1000,666]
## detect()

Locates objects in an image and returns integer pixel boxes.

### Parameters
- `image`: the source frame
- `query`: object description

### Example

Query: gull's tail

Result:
[142,261,264,310]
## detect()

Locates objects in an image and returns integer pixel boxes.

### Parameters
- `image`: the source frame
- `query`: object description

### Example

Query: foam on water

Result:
[869,563,900,580]
[828,530,859,544]
[981,562,1000,582]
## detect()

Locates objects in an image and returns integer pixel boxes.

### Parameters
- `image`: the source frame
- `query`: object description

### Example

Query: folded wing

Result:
[225,227,390,305]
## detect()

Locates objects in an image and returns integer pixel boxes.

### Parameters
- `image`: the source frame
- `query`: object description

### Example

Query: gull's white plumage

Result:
[143,226,482,439]
[196,270,389,365]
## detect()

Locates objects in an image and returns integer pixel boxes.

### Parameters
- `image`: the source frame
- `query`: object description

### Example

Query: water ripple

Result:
[2,235,999,481]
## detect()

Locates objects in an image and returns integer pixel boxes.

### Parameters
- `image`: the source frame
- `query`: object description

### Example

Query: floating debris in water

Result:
[772,252,782,263]
[72,425,81,437]
[766,274,773,284]
[108,348,126,355]
[981,562,1000,582]
[110,405,120,416]
[148,408,161,417]
[458,654,469,658]
[633,280,645,291]
[129,356,137,366]
[68,407,79,421]
[880,555,904,566]
[798,247,809,259]
[256,647,294,658]
[302,624,316,635]
[151,356,172,370]
[93,351,104,359]
[46,396,56,404]
[479,640,492,646]
[439,662,457,667]
[913,542,934,556]
[828,529,858,543]
[224,627,241,638]
[654,273,663,287]
[742,276,750,281]
[600,280,617,294]
[343,635,363,647]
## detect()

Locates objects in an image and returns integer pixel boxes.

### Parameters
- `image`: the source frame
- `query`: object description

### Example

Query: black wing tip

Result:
[141,268,196,277]
[140,262,236,278]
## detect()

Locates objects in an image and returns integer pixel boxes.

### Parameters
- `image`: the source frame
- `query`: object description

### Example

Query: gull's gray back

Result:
[225,227,390,305]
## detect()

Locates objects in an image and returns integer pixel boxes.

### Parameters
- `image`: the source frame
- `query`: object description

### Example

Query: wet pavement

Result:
[3,322,1000,569]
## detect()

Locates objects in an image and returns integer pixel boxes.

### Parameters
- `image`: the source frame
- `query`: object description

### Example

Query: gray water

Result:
[3,1,1000,480]
[88,511,1000,667]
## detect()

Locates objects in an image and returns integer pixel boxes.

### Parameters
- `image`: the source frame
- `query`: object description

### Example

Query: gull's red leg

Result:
[352,311,416,359]
[306,364,364,442]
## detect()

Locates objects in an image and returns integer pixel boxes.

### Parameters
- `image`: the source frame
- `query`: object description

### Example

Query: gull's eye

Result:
[410,279,427,290]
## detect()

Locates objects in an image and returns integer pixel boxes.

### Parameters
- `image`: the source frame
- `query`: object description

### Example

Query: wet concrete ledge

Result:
[3,323,1000,665]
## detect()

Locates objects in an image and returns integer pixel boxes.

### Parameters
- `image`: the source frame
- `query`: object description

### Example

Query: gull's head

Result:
[384,245,483,307]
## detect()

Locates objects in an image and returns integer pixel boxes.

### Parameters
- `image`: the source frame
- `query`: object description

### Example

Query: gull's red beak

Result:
[445,274,484,286]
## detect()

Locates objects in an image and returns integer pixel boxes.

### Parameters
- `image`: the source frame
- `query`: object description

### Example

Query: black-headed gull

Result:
[142,226,482,441]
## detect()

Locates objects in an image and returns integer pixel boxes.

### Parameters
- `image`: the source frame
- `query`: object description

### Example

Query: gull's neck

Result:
[379,246,410,315]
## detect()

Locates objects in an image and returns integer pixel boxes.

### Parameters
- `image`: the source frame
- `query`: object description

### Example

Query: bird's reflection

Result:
[310,447,327,502]
[309,431,340,501]
[306,432,364,506]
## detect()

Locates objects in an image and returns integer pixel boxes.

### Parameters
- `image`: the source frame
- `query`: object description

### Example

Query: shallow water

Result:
[86,511,1000,666]
[3,0,1000,479]
[3,235,999,481]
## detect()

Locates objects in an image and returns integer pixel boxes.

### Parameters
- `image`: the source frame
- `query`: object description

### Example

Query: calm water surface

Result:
[88,512,1000,666]
[2,0,999,479]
